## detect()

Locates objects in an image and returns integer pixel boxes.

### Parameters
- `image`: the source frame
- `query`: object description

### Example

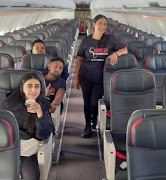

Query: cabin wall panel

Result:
[91,10,166,39]
[0,11,74,35]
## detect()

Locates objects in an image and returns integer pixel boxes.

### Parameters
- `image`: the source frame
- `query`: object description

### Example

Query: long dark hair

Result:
[93,14,108,48]
[2,72,44,134]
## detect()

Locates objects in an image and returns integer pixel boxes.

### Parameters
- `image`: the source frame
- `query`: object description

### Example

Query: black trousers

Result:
[21,154,40,180]
[79,76,104,125]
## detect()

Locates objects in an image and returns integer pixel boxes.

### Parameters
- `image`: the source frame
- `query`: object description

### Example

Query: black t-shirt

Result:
[77,34,125,83]
[45,76,66,103]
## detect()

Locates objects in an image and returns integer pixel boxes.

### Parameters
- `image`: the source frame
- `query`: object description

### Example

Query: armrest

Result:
[98,99,107,135]
[37,133,53,180]
[51,104,61,136]
[104,130,116,180]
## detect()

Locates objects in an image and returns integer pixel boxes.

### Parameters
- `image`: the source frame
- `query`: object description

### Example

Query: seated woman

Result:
[31,39,69,81]
[1,72,55,180]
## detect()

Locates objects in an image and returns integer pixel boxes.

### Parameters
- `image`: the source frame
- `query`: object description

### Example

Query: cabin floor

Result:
[48,37,107,180]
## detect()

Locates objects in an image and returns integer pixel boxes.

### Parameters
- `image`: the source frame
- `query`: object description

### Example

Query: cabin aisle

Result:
[48,38,106,180]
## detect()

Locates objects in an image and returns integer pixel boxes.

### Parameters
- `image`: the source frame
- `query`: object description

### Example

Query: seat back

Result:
[110,69,156,151]
[10,40,32,54]
[154,41,166,54]
[145,37,163,46]
[127,109,166,180]
[0,45,26,63]
[104,54,137,108]
[46,46,58,57]
[127,41,147,54]
[0,53,14,70]
[21,54,51,73]
[0,109,20,180]
[145,54,166,105]
[133,46,159,68]
[0,69,46,105]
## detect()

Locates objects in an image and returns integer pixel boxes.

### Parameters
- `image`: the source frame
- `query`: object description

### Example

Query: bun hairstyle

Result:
[93,14,108,48]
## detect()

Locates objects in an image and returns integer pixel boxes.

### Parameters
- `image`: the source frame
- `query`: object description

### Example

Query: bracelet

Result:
[114,52,118,56]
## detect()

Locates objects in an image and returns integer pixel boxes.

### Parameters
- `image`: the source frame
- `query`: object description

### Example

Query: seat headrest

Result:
[0,70,46,94]
[105,54,137,72]
[0,53,14,69]
[145,54,166,71]
[0,118,13,150]
[111,69,155,92]
[134,46,159,60]
[21,54,51,71]
[154,41,166,53]
[0,45,25,58]
[131,114,166,149]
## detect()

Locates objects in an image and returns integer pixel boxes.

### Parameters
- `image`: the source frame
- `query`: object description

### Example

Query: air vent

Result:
[149,2,160,7]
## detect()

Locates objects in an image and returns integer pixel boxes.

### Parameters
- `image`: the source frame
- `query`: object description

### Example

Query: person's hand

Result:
[49,103,57,113]
[107,52,118,66]
[46,83,52,96]
[27,102,43,117]
[74,78,80,90]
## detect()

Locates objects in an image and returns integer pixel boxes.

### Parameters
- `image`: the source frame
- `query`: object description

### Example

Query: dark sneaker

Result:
[81,124,92,138]
[91,120,97,129]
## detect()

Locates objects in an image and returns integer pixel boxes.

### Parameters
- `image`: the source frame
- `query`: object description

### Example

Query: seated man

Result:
[44,57,66,113]
[31,39,69,81]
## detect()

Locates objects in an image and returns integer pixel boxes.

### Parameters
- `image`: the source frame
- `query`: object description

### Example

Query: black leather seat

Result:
[133,46,159,68]
[21,54,51,73]
[127,41,147,54]
[154,41,166,54]
[104,54,137,109]
[0,69,46,105]
[0,53,14,70]
[145,54,166,105]
[126,109,166,180]
[110,69,156,151]
[0,109,20,180]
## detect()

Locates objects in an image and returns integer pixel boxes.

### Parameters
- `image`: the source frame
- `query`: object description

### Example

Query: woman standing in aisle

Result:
[74,14,127,138]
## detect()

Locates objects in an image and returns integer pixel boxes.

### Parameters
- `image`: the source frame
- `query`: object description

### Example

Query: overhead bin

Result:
[0,0,76,9]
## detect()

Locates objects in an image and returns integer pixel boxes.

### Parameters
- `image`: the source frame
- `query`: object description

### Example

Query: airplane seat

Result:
[104,69,156,180]
[139,33,155,41]
[14,30,29,36]
[127,41,147,54]
[145,37,163,46]
[0,40,5,47]
[0,69,54,180]
[154,41,166,54]
[28,33,46,41]
[117,33,130,42]
[44,40,64,60]
[0,45,26,69]
[21,54,51,73]
[162,74,166,108]
[5,32,23,40]
[121,37,139,46]
[126,109,166,180]
[20,28,34,33]
[10,40,33,54]
[145,54,166,106]
[0,110,20,180]
[133,46,159,69]
[0,53,14,70]
[46,46,59,57]
[46,36,67,62]
[98,54,137,135]
[0,35,15,45]
[20,36,39,42]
